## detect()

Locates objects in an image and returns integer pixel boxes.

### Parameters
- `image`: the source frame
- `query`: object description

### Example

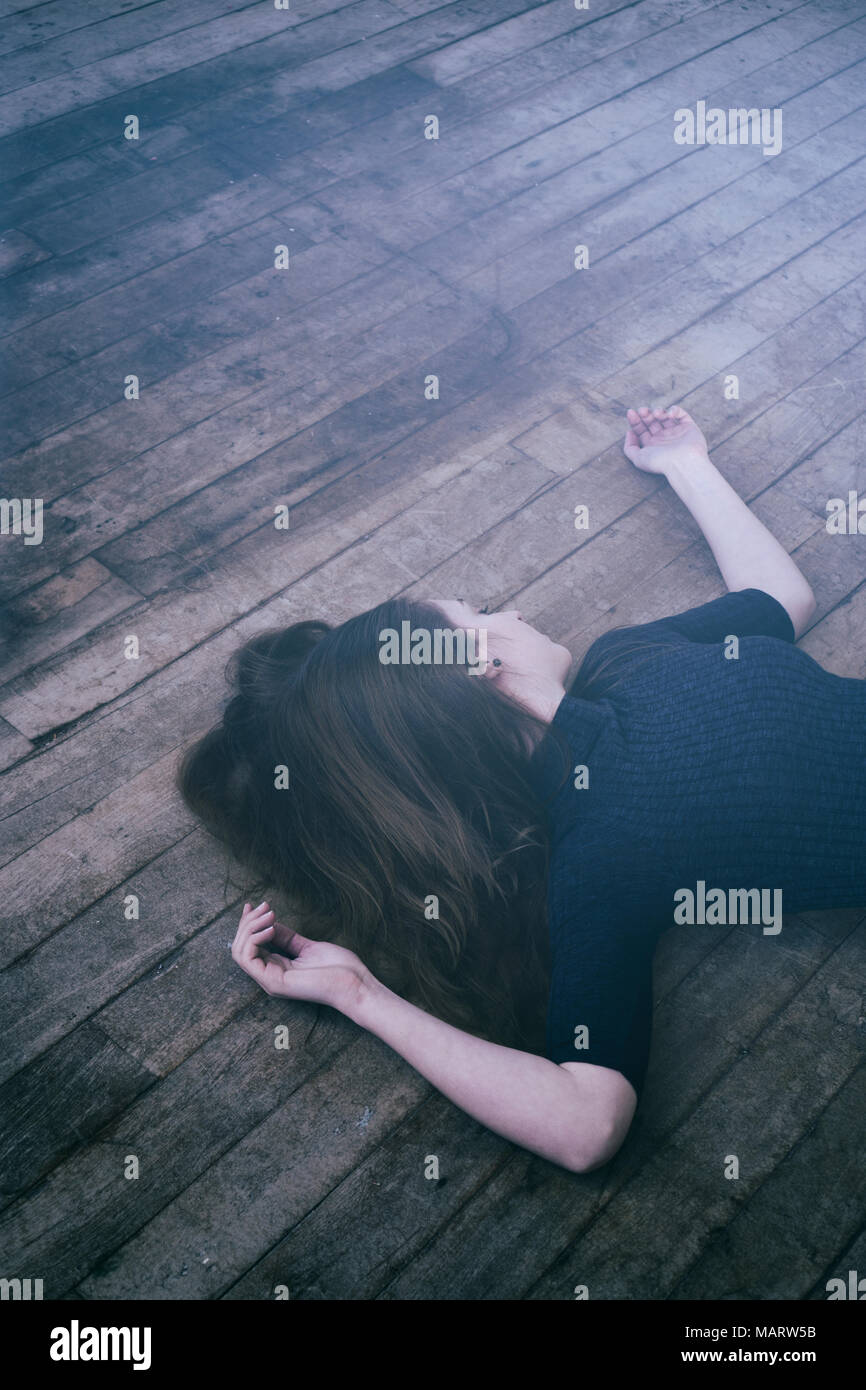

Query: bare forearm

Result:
[346,977,613,1172]
[664,453,816,636]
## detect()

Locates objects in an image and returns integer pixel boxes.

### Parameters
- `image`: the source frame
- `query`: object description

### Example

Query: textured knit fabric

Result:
[528,588,866,1100]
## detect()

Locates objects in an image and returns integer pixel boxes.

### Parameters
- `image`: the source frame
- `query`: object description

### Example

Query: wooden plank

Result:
[0,211,318,396]
[0,0,202,49]
[94,905,273,1078]
[0,402,587,735]
[3,161,328,335]
[0,750,194,970]
[0,0,526,168]
[5,49,847,485]
[0,221,422,464]
[0,1,268,89]
[807,1222,866,1300]
[15,147,278,258]
[459,89,866,308]
[193,63,440,178]
[670,1063,866,1298]
[0,226,49,276]
[409,44,866,286]
[412,338,866,643]
[8,642,860,1287]
[0,1023,155,1210]
[8,138,866,594]
[88,295,519,595]
[159,0,568,145]
[2,558,142,684]
[313,0,798,182]
[70,911,861,1299]
[406,0,668,86]
[315,1,851,243]
[0,131,201,233]
[3,447,861,1217]
[4,18,857,471]
[798,582,866,679]
[0,830,242,1084]
[222,916,859,1300]
[0,0,429,169]
[517,412,866,669]
[27,81,866,580]
[58,81,866,599]
[0,94,854,620]
[0,997,360,1296]
[1,259,861,761]
[0,716,31,771]
[220,1090,508,1300]
[0,0,408,134]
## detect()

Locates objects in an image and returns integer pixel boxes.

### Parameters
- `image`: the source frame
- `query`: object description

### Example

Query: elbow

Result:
[562,1114,631,1175]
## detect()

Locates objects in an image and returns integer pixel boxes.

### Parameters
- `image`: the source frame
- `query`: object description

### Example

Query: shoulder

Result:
[572,589,797,697]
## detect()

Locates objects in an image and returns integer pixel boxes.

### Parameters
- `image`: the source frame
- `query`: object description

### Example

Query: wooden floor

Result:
[1,0,865,1301]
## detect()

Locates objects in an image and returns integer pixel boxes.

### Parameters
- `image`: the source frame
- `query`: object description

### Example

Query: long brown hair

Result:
[177,598,574,1054]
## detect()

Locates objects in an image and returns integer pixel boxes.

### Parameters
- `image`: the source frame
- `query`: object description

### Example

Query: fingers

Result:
[626,404,692,445]
[232,900,311,972]
[233,900,274,962]
[626,407,648,442]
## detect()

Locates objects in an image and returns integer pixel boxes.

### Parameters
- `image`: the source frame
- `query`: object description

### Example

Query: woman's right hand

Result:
[232,901,375,1015]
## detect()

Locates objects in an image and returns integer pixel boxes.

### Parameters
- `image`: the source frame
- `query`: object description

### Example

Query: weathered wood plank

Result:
[2,558,142,684]
[51,81,866,599]
[0,997,359,1296]
[0,750,195,970]
[0,224,422,463]
[0,716,31,771]
[0,1,267,86]
[670,1063,866,1298]
[807,1221,866,1300]
[0,226,49,276]
[0,211,317,396]
[0,1023,156,1210]
[316,3,856,243]
[0,0,410,134]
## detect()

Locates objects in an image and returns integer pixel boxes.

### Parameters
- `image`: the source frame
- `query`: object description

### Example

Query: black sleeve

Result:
[545,837,666,1098]
[545,917,656,1098]
[573,588,796,695]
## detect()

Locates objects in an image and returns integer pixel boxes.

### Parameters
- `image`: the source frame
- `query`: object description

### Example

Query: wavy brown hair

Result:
[177,598,576,1055]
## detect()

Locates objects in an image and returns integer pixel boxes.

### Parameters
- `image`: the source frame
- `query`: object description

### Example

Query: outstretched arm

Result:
[348,974,636,1173]
[233,902,634,1175]
[624,406,817,639]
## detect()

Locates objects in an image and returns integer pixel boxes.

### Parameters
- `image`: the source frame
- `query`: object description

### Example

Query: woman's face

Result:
[429,599,573,686]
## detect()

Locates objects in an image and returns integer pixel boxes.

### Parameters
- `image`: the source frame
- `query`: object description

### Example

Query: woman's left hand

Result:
[231,901,375,1014]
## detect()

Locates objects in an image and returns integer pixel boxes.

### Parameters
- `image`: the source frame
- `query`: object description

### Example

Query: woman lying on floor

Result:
[178,406,866,1173]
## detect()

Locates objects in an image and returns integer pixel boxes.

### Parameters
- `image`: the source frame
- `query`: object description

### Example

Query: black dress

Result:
[529,588,866,1099]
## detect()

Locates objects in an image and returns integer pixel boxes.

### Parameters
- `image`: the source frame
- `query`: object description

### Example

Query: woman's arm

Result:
[233,903,633,1174]
[347,974,636,1174]
[624,406,817,638]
